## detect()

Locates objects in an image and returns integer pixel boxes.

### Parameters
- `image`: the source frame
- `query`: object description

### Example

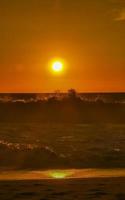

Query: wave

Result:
[0,93,125,103]
[0,123,125,170]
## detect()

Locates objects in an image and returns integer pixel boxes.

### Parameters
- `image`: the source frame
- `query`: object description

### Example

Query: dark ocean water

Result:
[0,93,125,170]
[0,123,125,170]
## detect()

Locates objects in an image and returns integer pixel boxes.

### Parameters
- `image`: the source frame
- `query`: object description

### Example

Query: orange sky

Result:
[0,0,125,92]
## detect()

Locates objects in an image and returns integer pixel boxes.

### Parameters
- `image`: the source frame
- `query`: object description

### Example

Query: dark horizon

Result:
[0,92,125,94]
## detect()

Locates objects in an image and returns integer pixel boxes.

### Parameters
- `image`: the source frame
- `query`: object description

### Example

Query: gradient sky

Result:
[0,0,125,92]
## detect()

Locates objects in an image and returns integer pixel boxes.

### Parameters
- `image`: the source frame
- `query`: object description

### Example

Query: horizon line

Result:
[0,91,125,94]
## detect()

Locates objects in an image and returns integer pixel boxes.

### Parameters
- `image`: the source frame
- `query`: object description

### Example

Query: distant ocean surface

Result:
[0,93,125,103]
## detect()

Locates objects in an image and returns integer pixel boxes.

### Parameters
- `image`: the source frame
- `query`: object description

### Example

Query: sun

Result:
[52,61,63,73]
[49,171,71,179]
[51,172,67,179]
[44,170,74,179]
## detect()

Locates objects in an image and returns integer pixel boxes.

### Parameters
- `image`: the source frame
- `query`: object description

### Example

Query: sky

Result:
[0,0,125,92]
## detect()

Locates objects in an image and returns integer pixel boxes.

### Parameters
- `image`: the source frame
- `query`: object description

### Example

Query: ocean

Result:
[0,123,125,170]
[0,94,125,199]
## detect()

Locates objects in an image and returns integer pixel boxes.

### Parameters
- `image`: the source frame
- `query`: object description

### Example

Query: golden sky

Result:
[0,0,125,92]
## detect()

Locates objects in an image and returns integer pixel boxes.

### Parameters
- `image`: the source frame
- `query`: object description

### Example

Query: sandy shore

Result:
[0,177,125,200]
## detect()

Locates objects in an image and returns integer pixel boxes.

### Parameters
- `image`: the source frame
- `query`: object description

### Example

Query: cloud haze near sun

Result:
[115,9,125,21]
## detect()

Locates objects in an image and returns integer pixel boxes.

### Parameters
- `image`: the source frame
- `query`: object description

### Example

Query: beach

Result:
[0,116,125,200]
[1,0,125,197]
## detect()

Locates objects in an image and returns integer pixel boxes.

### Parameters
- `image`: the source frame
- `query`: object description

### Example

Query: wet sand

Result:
[0,177,125,200]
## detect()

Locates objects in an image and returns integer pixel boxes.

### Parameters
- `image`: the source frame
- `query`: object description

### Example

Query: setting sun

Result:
[48,170,73,179]
[52,61,63,73]
[50,172,67,179]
